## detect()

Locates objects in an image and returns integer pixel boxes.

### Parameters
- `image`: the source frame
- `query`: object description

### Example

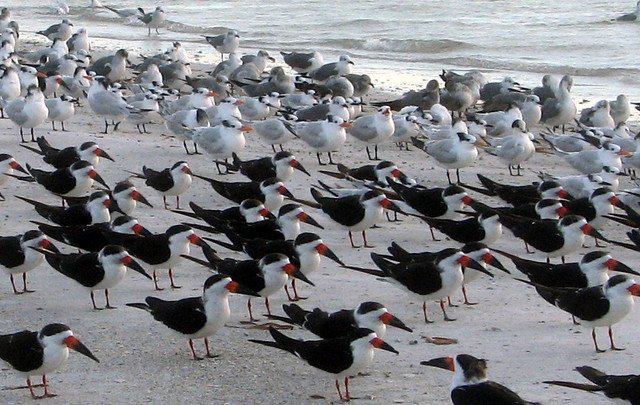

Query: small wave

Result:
[322,38,472,54]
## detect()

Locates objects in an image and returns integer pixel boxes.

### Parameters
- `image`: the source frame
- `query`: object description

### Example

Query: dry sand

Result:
[0,60,638,405]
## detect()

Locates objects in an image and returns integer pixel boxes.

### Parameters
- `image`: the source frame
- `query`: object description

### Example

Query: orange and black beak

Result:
[297,211,323,229]
[370,337,399,354]
[64,335,100,363]
[121,254,151,280]
[225,280,260,297]
[580,223,607,241]
[130,189,153,207]
[187,233,209,248]
[556,206,569,217]
[379,198,404,214]
[627,284,640,297]
[421,356,454,371]
[605,257,640,276]
[608,195,625,208]
[379,312,412,332]
[131,223,152,236]
[458,255,494,277]
[95,147,115,162]
[88,169,110,190]
[290,159,310,176]
[277,185,295,199]
[283,263,314,286]
[315,243,344,265]
[481,252,510,273]
[9,160,29,175]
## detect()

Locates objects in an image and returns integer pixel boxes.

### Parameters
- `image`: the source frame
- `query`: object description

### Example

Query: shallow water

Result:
[7,0,640,99]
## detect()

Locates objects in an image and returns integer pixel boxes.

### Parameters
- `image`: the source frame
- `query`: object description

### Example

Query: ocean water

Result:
[6,0,640,100]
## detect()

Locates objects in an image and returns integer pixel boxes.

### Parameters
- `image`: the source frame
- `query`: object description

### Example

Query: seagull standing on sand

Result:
[37,18,74,41]
[541,75,577,132]
[204,30,240,61]
[347,106,395,160]
[6,85,48,143]
[139,6,165,36]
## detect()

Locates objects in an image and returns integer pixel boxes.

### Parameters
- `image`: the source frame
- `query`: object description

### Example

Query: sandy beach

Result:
[0,42,639,405]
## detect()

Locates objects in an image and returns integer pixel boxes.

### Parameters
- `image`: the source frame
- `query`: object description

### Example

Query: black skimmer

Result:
[208,232,343,300]
[16,191,112,226]
[249,327,398,401]
[36,245,150,309]
[0,153,28,200]
[175,200,271,226]
[126,161,192,209]
[0,230,54,294]
[20,160,109,201]
[64,179,153,217]
[127,274,258,360]
[193,175,294,212]
[345,249,491,322]
[422,354,540,405]
[319,160,414,187]
[33,216,152,252]
[0,323,99,399]
[545,365,640,404]
[488,198,569,221]
[191,203,322,243]
[386,182,472,239]
[422,211,503,246]
[99,224,209,290]
[216,151,310,182]
[463,174,570,206]
[183,250,312,321]
[562,187,625,231]
[497,214,606,262]
[20,136,114,169]
[270,301,412,338]
[383,242,509,305]
[309,188,404,248]
[496,249,638,292]
[520,274,640,352]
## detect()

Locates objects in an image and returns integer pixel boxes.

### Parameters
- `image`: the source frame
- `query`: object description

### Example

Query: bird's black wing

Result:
[146,296,206,335]
[0,330,44,372]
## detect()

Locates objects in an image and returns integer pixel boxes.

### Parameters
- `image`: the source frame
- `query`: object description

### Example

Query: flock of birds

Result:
[0,4,640,404]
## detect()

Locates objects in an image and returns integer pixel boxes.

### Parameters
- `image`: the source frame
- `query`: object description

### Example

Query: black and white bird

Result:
[345,250,491,322]
[0,153,28,200]
[249,327,397,401]
[422,354,540,405]
[465,174,570,207]
[271,301,412,338]
[33,216,152,253]
[0,323,99,399]
[219,151,310,182]
[545,365,640,405]
[99,224,209,290]
[193,175,294,212]
[310,188,404,248]
[20,137,115,169]
[0,230,53,294]
[184,251,312,321]
[138,6,165,36]
[127,274,258,360]
[37,245,150,309]
[520,274,640,352]
[23,160,109,200]
[127,161,192,209]
[16,191,112,226]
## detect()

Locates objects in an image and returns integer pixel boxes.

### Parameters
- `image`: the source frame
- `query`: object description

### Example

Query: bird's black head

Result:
[443,184,466,197]
[171,161,188,171]
[240,199,263,210]
[101,245,126,257]
[278,204,300,217]
[70,160,93,171]
[356,302,385,314]
[88,190,109,201]
[273,151,293,161]
[113,180,134,194]
[607,274,631,288]
[538,181,561,193]
[166,224,192,236]
[461,242,487,254]
[39,323,71,339]
[260,253,289,266]
[376,161,396,170]
[456,354,488,380]
[559,215,583,227]
[581,251,609,263]
[294,232,321,246]
[79,141,98,151]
